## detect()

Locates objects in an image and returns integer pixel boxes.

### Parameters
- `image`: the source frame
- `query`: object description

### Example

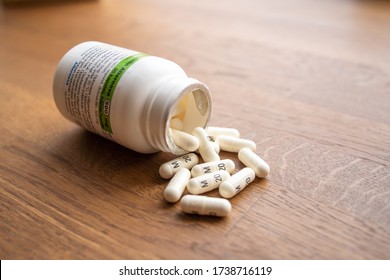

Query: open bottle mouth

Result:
[166,83,212,155]
[143,76,211,155]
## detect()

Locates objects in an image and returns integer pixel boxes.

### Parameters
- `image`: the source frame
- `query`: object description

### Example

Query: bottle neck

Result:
[142,76,212,154]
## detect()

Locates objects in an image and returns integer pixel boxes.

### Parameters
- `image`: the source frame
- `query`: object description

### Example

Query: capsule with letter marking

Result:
[219,167,256,198]
[187,170,230,195]
[238,147,270,178]
[180,195,231,217]
[159,153,199,179]
[164,168,191,203]
[215,135,256,153]
[191,159,235,177]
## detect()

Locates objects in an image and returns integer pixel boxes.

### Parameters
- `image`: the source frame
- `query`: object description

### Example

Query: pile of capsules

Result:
[159,126,270,217]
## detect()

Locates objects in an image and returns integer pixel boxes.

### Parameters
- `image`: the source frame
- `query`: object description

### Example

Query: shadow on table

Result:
[50,127,165,190]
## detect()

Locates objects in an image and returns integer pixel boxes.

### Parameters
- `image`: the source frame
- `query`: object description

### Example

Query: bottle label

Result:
[98,53,147,134]
[62,43,147,138]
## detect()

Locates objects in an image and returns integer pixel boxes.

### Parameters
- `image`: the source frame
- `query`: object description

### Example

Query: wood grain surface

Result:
[1,0,390,259]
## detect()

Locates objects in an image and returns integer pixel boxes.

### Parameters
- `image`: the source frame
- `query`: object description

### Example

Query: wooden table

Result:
[1,0,389,259]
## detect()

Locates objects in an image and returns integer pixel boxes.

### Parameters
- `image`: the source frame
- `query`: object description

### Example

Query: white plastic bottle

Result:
[53,41,212,154]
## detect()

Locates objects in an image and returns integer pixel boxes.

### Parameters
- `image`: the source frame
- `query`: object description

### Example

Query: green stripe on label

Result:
[98,53,148,134]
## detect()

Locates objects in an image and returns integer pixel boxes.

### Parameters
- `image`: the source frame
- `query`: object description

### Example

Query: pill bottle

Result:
[53,41,212,155]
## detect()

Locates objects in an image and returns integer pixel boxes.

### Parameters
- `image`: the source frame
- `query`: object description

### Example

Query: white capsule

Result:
[210,141,220,154]
[180,195,231,217]
[215,135,256,153]
[219,167,256,198]
[195,140,220,155]
[191,159,235,177]
[164,168,191,203]
[171,128,199,152]
[187,170,230,195]
[169,117,183,130]
[159,153,199,179]
[192,127,220,162]
[206,126,240,141]
[238,147,270,178]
